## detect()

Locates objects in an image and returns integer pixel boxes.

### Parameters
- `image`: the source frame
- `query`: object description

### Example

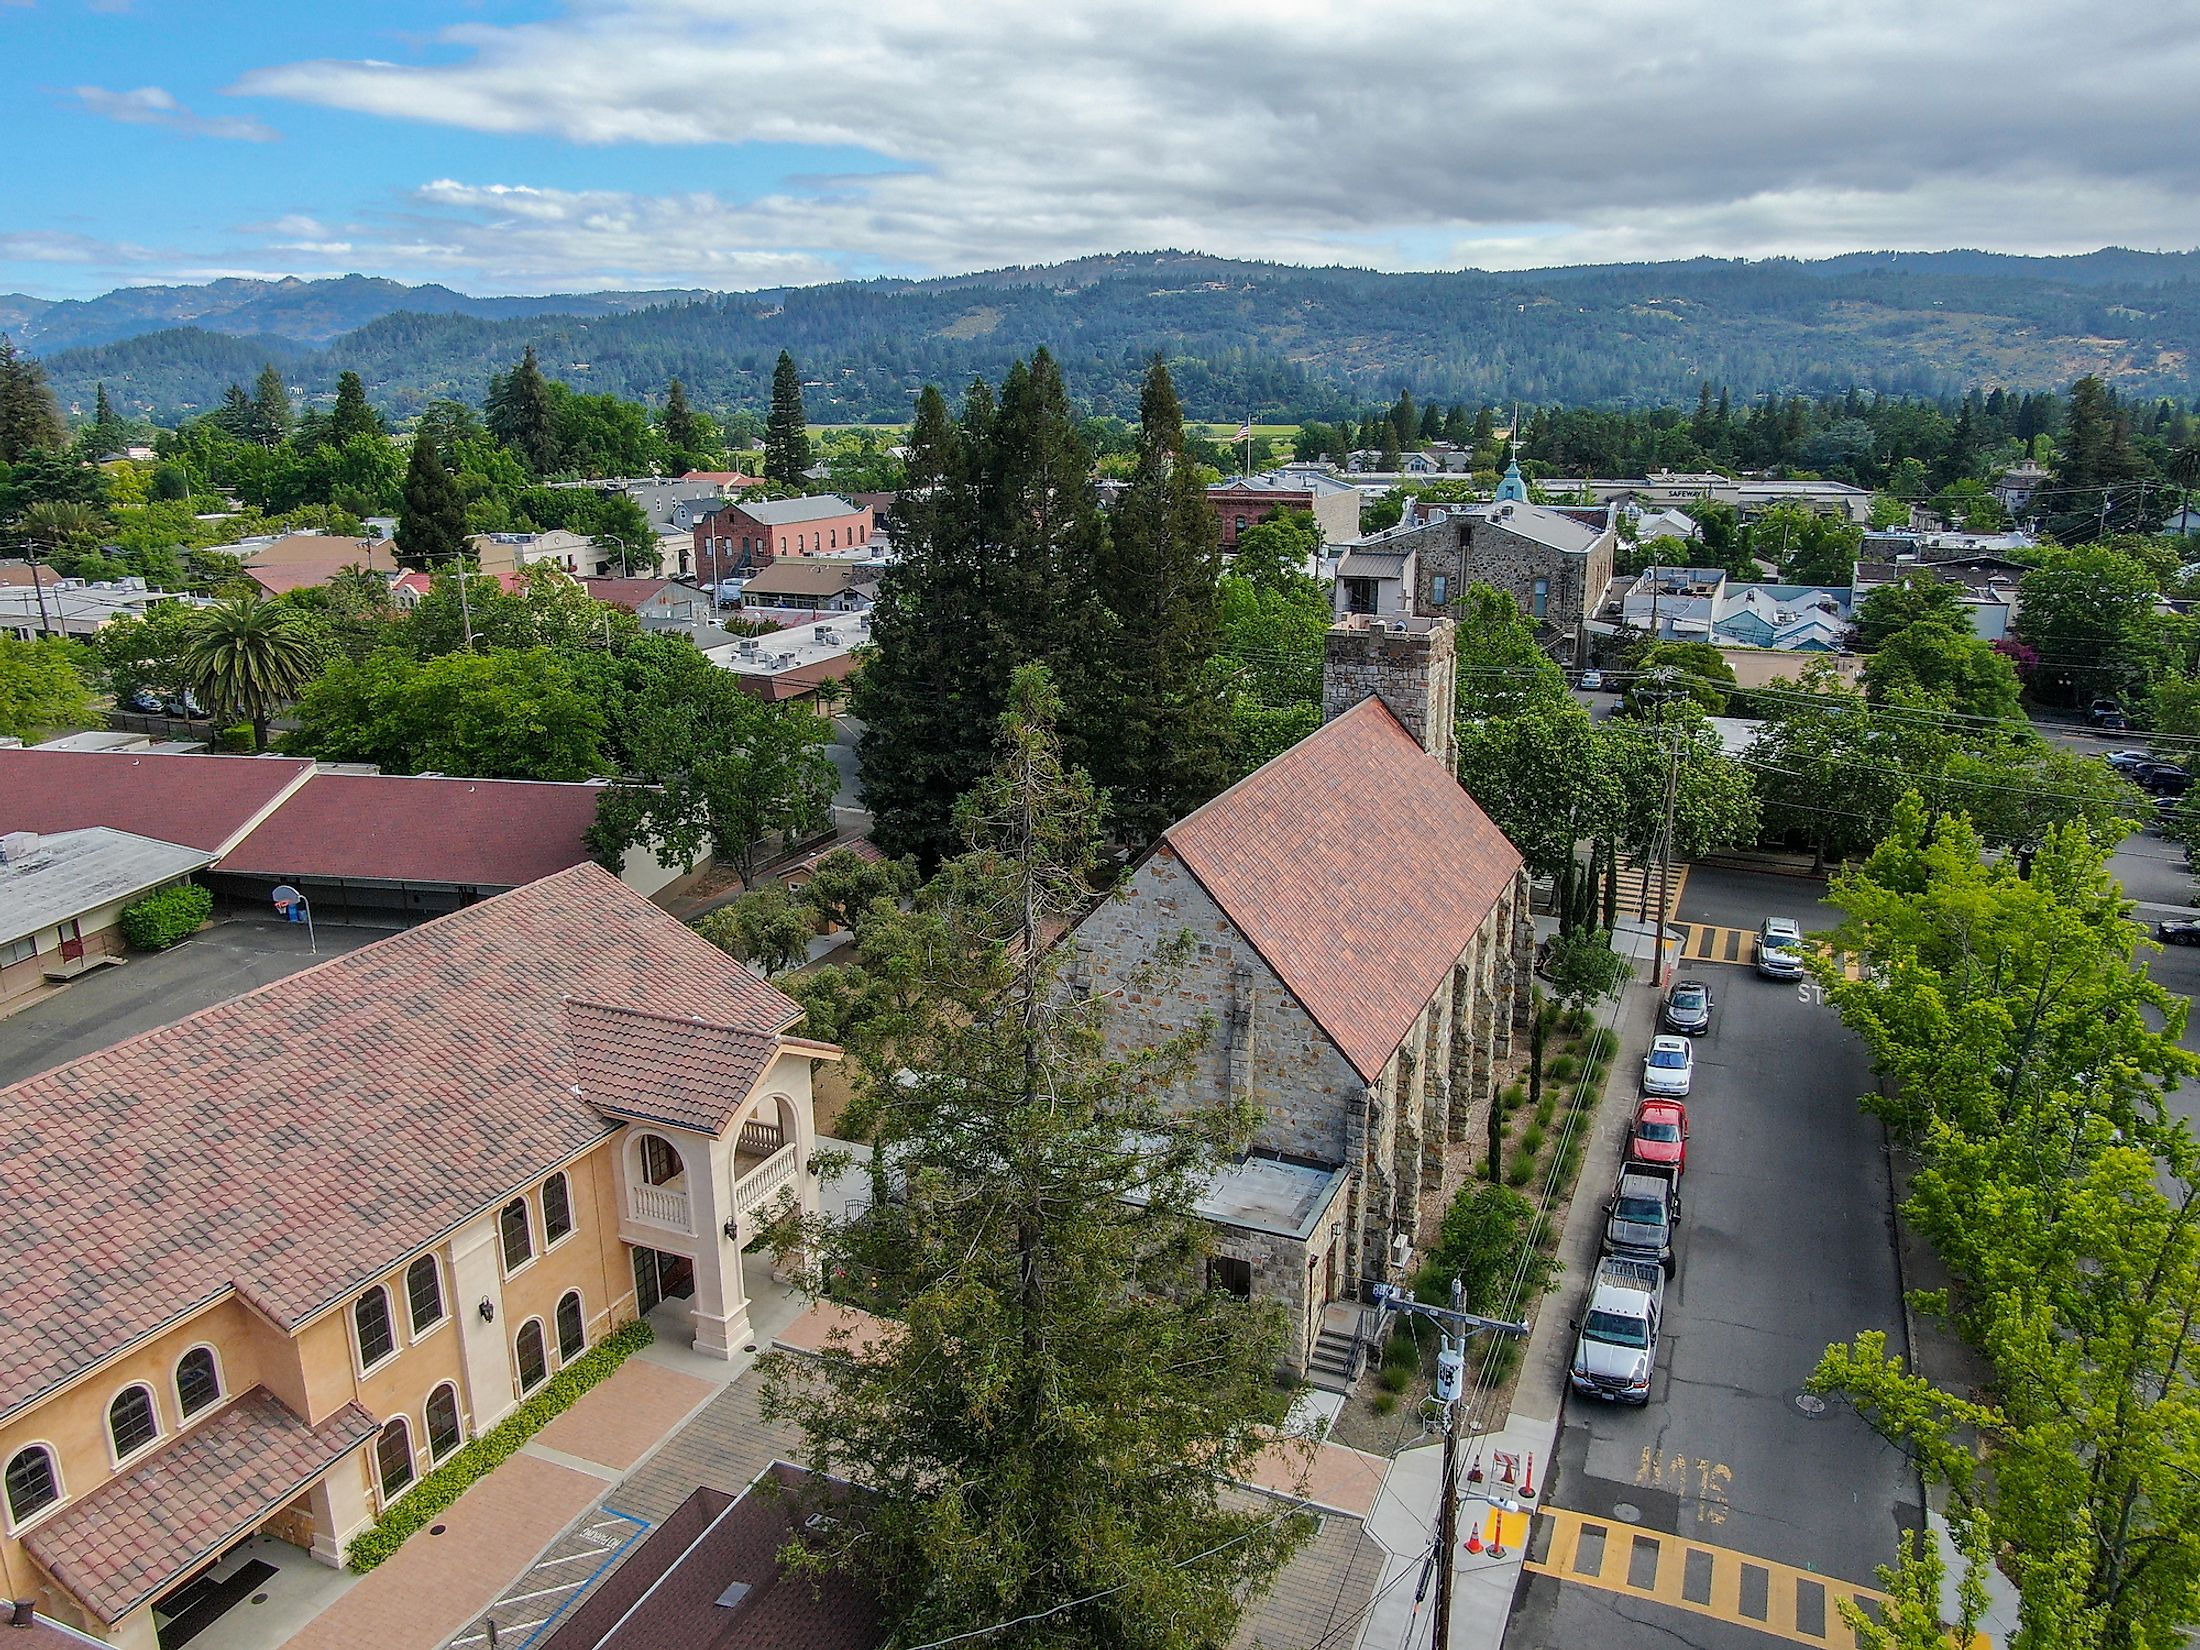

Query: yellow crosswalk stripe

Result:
[1525,1504,1990,1648]
[1609,857,1690,924]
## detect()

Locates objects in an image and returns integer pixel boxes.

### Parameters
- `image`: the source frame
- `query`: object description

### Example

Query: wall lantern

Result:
[478,1300,496,1324]
[723,1217,740,1244]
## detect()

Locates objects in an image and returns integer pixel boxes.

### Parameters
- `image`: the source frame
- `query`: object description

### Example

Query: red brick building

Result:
[691,496,874,586]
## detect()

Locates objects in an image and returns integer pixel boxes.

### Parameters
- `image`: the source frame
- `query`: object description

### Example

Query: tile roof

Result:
[566,1000,785,1133]
[583,577,684,610]
[218,773,606,889]
[540,1467,881,1650]
[1158,698,1522,1082]
[0,749,314,852]
[24,1390,378,1625]
[738,560,876,598]
[0,865,808,1417]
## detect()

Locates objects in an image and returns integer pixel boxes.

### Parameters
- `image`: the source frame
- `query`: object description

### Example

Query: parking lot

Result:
[1506,864,1921,1650]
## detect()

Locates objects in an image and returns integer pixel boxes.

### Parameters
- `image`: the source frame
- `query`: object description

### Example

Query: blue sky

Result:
[6,0,2198,302]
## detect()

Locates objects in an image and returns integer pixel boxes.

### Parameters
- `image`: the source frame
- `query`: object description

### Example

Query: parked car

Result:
[1578,669,1606,691]
[1641,1034,1694,1097]
[1755,917,1806,979]
[2086,698,2128,728]
[1628,1098,1689,1174]
[1603,1161,1681,1274]
[125,688,164,714]
[2156,920,2200,946]
[1661,978,1713,1035]
[2136,763,2192,797]
[1570,1256,1665,1404]
[2104,750,2153,772]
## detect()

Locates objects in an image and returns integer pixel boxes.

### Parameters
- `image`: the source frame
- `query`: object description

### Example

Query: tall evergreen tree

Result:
[0,335,67,461]
[486,345,561,474]
[1418,400,1444,441]
[1390,389,1418,450]
[214,383,255,439]
[397,430,468,572]
[1078,356,1229,847]
[327,371,384,445]
[660,377,704,462]
[764,350,811,485]
[764,665,1305,1649]
[249,364,292,448]
[854,353,1102,865]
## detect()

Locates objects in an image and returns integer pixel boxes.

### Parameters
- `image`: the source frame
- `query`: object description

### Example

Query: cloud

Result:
[0,229,148,264]
[223,0,2200,280]
[71,84,278,141]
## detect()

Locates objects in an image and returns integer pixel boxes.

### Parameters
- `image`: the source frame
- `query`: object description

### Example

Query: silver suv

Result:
[1755,916,1805,979]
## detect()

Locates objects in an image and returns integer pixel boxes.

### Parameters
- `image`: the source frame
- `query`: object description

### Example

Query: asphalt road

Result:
[1505,865,1920,1650]
[0,920,379,1086]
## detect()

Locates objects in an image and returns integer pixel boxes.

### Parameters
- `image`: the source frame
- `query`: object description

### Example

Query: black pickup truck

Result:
[1604,1160,1682,1276]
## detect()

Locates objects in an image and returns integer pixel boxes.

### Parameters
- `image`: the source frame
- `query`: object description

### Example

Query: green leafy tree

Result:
[1746,503,1862,584]
[2014,544,2166,705]
[1635,640,1736,714]
[1453,582,1569,719]
[1455,698,1613,876]
[398,430,469,573]
[1863,619,2024,722]
[1079,356,1230,847]
[1415,1183,1555,1318]
[764,350,811,486]
[286,646,607,779]
[1854,571,1972,649]
[798,847,917,932]
[589,637,836,880]
[0,334,67,461]
[96,601,204,701]
[586,491,659,577]
[1230,507,1323,593]
[181,592,323,751]
[761,666,1307,1648]
[0,635,95,740]
[695,886,817,975]
[486,345,562,475]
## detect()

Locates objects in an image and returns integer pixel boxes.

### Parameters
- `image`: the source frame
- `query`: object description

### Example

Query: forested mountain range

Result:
[21,248,2200,425]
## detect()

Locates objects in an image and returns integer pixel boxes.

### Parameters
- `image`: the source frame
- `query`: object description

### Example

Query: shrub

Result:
[120,883,212,950]
[1518,1125,1546,1157]
[1378,1364,1412,1394]
[1507,1149,1537,1186]
[1584,1026,1618,1062]
[1371,1389,1400,1416]
[1383,1331,1421,1374]
[1501,1081,1527,1113]
[1547,1054,1579,1083]
[1535,1097,1558,1128]
[346,1319,653,1571]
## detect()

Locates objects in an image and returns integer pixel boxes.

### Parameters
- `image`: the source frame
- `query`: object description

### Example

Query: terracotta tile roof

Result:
[0,749,314,852]
[24,1390,378,1625]
[242,535,394,595]
[583,577,681,611]
[1158,697,1522,1082]
[567,1000,784,1133]
[540,1467,881,1650]
[219,773,607,889]
[0,865,807,1417]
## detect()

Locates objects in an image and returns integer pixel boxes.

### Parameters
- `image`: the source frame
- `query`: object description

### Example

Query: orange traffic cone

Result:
[1520,1453,1537,1500]
[1464,1518,1484,1556]
[1498,1453,1517,1487]
[1465,1451,1484,1484]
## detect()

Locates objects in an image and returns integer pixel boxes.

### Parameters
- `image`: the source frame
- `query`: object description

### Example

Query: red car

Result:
[1629,1099,1689,1174]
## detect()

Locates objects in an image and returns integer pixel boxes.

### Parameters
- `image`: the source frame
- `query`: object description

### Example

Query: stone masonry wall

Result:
[1320,614,1458,770]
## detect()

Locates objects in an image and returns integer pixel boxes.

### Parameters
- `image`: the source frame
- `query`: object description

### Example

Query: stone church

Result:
[1074,613,1532,1376]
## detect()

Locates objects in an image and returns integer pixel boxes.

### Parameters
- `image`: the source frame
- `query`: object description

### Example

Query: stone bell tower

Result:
[1321,613,1458,772]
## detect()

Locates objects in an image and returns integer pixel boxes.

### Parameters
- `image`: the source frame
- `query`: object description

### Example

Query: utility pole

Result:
[25,538,56,640]
[1370,1281,1528,1650]
[1652,703,1683,986]
[446,555,476,651]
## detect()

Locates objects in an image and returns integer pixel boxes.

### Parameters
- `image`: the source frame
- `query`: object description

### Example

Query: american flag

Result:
[1232,419,1255,442]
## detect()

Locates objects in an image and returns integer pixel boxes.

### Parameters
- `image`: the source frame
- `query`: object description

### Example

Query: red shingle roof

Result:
[1159,697,1522,1082]
[0,865,807,1417]
[219,773,607,888]
[24,1390,378,1625]
[583,577,681,611]
[567,1000,784,1133]
[0,749,313,852]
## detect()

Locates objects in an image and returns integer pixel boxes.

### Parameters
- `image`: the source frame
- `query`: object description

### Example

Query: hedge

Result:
[120,883,213,950]
[345,1319,654,1572]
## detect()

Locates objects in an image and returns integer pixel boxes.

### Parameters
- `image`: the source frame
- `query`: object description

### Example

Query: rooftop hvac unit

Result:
[0,830,40,863]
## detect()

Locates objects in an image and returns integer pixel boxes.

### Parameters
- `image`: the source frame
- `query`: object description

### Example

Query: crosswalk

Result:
[1668,924,1867,981]
[1607,856,1687,924]
[1526,1503,1988,1649]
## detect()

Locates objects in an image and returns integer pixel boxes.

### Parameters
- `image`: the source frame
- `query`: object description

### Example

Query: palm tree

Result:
[15,500,105,637]
[812,676,847,718]
[181,594,321,751]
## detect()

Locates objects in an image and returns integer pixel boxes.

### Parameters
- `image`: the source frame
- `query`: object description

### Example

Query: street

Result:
[1504,865,1921,1650]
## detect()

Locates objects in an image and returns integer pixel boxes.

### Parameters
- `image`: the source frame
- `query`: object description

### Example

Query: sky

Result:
[6,0,2200,301]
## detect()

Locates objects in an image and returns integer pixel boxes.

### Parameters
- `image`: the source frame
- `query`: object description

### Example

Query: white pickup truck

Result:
[1570,1256,1665,1405]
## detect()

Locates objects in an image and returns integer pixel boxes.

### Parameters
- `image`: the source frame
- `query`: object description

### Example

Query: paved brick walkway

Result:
[534,1360,715,1474]
[282,1454,604,1650]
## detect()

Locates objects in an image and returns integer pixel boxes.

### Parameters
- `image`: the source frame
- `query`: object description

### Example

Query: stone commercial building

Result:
[1334,498,1618,664]
[1073,614,1531,1374]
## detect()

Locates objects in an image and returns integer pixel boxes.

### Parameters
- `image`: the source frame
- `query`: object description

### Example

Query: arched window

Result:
[376,1418,414,1498]
[5,1447,59,1525]
[175,1347,220,1418]
[424,1385,462,1463]
[515,1321,549,1392]
[500,1198,533,1272]
[108,1386,158,1460]
[406,1256,444,1335]
[354,1286,396,1369]
[556,1291,585,1361]
[542,1173,573,1245]
[637,1134,681,1187]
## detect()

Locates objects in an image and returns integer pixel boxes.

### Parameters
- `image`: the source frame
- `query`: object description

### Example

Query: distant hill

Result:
[22,249,2200,424]
[0,273,705,354]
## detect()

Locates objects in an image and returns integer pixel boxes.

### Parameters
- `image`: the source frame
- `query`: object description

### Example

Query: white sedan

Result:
[1641,1034,1695,1097]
